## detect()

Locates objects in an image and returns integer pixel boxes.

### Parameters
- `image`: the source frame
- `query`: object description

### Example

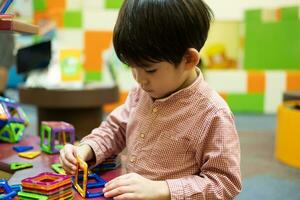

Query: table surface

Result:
[0,135,121,200]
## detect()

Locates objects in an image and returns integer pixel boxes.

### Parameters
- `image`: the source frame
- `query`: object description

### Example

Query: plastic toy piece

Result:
[22,172,71,191]
[13,145,33,152]
[10,162,33,170]
[0,96,29,143]
[78,173,107,189]
[51,163,66,175]
[0,179,17,200]
[40,121,75,154]
[18,151,41,159]
[17,191,48,200]
[23,183,72,196]
[0,0,14,14]
[74,156,88,198]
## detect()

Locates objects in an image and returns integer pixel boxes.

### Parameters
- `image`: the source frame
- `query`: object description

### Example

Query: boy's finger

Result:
[59,156,74,174]
[64,146,77,165]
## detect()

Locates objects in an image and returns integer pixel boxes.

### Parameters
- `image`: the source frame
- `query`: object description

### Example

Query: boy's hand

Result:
[103,173,170,200]
[59,144,93,175]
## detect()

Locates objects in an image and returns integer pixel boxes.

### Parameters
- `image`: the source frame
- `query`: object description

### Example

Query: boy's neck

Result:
[177,67,198,91]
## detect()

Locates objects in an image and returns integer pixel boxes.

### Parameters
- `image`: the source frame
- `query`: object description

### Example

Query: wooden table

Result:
[19,85,119,139]
[0,135,121,200]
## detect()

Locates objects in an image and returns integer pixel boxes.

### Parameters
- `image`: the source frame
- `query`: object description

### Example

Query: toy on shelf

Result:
[0,96,29,143]
[19,172,72,200]
[74,156,107,198]
[40,121,75,154]
[18,151,41,159]
[0,179,18,200]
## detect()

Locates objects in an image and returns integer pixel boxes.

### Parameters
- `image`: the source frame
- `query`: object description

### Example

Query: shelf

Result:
[0,18,38,34]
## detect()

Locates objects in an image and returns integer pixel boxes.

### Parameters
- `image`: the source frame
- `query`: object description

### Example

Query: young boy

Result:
[60,0,242,199]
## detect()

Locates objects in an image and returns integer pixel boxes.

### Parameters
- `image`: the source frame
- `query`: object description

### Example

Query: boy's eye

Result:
[145,69,157,74]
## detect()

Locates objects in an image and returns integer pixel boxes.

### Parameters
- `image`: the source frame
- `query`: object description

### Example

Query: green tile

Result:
[85,71,103,82]
[281,7,299,21]
[64,11,82,28]
[33,0,47,12]
[227,93,264,113]
[105,0,123,9]
[245,9,261,22]
[244,7,300,70]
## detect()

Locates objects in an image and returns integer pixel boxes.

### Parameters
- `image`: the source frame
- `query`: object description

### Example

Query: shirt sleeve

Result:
[0,33,15,68]
[80,88,136,165]
[166,109,242,200]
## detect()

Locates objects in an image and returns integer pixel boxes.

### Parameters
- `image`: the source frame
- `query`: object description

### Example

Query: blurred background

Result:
[1,0,300,199]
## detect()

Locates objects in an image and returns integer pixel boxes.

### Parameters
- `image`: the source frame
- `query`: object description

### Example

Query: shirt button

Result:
[140,133,145,138]
[152,107,158,113]
[130,156,136,163]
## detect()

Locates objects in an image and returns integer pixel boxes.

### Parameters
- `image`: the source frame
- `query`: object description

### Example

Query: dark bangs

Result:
[113,0,213,67]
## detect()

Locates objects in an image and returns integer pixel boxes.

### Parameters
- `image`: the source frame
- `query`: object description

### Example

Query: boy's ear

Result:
[184,48,200,69]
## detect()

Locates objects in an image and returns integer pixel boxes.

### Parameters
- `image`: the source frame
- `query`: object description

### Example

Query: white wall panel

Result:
[204,70,247,93]
[264,71,286,113]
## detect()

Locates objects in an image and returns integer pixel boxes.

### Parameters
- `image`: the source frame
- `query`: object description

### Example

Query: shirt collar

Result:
[152,67,203,104]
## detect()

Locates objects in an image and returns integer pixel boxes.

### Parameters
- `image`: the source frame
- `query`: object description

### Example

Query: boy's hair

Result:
[113,0,213,67]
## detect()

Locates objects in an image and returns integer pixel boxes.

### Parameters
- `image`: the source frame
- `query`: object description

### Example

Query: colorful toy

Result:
[73,156,107,198]
[10,162,33,170]
[40,121,75,154]
[92,155,121,172]
[18,151,41,159]
[0,179,17,200]
[13,145,33,152]
[0,96,29,143]
[20,172,72,200]
[51,163,66,175]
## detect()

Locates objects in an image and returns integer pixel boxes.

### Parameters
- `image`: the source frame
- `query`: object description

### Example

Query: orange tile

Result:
[46,9,64,27]
[84,31,113,71]
[47,0,66,10]
[103,91,128,113]
[85,31,113,51]
[84,57,102,71]
[34,11,49,24]
[287,71,300,91]
[247,71,265,93]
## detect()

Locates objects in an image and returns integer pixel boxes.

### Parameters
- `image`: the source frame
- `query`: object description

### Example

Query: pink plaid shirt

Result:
[81,71,242,199]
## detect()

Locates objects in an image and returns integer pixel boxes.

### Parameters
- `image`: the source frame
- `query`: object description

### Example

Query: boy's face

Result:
[131,60,194,99]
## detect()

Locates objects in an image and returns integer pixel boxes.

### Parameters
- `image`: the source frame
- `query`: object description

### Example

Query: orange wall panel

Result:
[247,71,265,93]
[287,72,300,91]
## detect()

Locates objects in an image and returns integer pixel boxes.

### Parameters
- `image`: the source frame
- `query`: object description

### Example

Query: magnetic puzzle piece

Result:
[74,156,88,198]
[0,179,17,200]
[23,183,72,196]
[13,145,33,152]
[51,163,66,175]
[40,121,75,154]
[17,191,48,200]
[0,96,29,143]
[73,157,107,198]
[22,172,71,191]
[10,162,33,170]
[18,151,41,159]
[77,173,107,189]
[0,123,25,143]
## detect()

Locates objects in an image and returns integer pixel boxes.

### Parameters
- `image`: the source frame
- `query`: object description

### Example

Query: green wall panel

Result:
[85,71,103,82]
[105,0,123,9]
[244,7,300,70]
[33,0,46,12]
[227,93,264,113]
[64,11,82,28]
